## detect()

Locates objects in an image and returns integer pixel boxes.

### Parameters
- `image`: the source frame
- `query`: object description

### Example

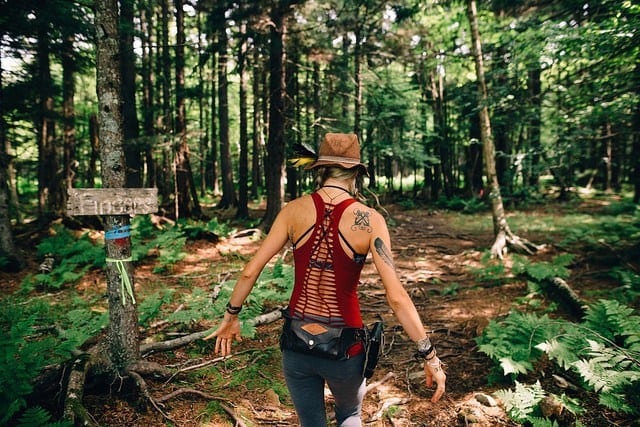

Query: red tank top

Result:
[289,192,366,328]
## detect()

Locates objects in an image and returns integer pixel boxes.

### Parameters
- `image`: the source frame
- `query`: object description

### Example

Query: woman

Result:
[204,133,446,426]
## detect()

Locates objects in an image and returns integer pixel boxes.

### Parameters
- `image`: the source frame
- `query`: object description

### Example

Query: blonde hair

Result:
[314,167,366,201]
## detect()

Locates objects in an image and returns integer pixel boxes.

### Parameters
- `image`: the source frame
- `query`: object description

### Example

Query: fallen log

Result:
[540,276,588,319]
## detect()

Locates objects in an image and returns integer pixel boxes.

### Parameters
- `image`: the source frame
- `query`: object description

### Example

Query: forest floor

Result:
[4,198,638,426]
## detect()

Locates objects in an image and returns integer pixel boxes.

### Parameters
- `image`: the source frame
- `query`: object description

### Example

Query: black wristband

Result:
[414,346,435,360]
[226,301,242,315]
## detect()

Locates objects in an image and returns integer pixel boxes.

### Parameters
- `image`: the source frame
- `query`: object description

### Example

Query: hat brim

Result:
[305,160,368,175]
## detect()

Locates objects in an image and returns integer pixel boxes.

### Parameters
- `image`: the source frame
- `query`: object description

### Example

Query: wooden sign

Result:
[67,188,158,216]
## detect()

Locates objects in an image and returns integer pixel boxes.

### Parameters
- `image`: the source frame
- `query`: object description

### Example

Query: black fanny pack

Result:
[279,309,384,378]
[279,310,364,361]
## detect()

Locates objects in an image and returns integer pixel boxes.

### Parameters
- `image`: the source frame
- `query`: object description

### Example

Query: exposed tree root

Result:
[490,228,544,259]
[63,353,99,427]
[127,369,178,425]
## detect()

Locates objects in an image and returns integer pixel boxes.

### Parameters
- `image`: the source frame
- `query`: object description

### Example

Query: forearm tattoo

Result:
[374,237,395,269]
[352,208,372,232]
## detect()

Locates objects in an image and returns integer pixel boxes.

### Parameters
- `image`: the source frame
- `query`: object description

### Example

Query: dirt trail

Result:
[2,207,531,426]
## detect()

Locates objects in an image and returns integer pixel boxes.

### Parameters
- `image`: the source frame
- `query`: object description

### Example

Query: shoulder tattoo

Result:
[374,237,395,268]
[352,208,372,232]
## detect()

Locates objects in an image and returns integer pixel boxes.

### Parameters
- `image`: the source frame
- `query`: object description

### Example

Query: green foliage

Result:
[137,289,175,328]
[480,299,640,422]
[468,251,507,284]
[582,299,640,352]
[511,254,574,281]
[494,381,547,423]
[178,217,233,240]
[0,294,107,426]
[15,406,72,427]
[21,227,104,290]
[607,268,640,304]
[477,311,561,377]
[572,340,640,413]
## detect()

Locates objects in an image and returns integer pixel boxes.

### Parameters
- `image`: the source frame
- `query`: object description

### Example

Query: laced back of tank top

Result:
[296,202,342,321]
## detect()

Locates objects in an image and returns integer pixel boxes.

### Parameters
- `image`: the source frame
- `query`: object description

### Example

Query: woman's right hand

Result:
[203,314,242,357]
[424,356,446,402]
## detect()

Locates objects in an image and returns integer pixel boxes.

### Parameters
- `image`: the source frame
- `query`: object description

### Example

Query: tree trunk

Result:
[120,0,142,188]
[87,114,99,187]
[197,9,207,197]
[0,56,20,271]
[158,0,173,204]
[263,5,287,230]
[61,33,77,209]
[284,35,298,199]
[174,0,201,218]
[466,0,539,258]
[527,63,542,189]
[37,20,59,223]
[633,60,640,203]
[353,24,363,139]
[209,36,219,194]
[216,17,237,209]
[237,21,249,218]
[95,0,140,371]
[251,47,263,199]
[140,0,156,188]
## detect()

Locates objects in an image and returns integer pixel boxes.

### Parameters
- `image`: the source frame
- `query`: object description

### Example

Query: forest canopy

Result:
[1,0,638,232]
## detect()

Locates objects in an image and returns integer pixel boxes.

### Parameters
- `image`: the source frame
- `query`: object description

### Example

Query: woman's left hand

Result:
[424,356,446,402]
[204,314,242,356]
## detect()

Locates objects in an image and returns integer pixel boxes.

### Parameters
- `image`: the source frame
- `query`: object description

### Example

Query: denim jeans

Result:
[282,349,366,427]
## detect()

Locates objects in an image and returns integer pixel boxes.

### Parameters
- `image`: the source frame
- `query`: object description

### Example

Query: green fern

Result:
[494,380,547,422]
[583,299,640,352]
[137,290,175,327]
[476,311,561,376]
[572,339,640,413]
[15,406,72,427]
[511,254,573,281]
[529,417,559,427]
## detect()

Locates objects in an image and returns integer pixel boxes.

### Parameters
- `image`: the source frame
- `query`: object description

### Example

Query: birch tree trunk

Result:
[466,0,539,258]
[95,0,140,370]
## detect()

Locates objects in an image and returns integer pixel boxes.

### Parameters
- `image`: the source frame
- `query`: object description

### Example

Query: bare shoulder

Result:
[282,194,313,213]
[345,201,387,230]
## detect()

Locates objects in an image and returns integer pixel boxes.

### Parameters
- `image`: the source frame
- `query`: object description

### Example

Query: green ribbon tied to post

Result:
[105,257,136,306]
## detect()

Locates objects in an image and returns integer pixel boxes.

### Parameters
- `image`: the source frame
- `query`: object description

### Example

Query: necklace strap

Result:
[321,184,350,193]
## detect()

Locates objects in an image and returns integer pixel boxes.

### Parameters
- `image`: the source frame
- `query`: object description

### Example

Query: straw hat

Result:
[305,133,367,173]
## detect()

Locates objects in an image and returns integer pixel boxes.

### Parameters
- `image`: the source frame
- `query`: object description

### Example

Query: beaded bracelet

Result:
[226,301,242,315]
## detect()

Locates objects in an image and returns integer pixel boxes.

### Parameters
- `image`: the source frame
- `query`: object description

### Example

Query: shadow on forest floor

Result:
[3,197,638,426]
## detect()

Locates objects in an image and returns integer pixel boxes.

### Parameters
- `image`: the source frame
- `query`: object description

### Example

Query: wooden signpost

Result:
[66,187,158,307]
[67,188,158,216]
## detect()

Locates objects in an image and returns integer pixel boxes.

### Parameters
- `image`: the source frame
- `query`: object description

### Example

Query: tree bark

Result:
[216,15,237,209]
[632,61,640,203]
[0,57,20,271]
[36,17,59,223]
[466,0,539,258]
[237,20,249,218]
[251,47,263,199]
[140,0,156,188]
[263,5,287,230]
[527,63,542,189]
[95,0,140,371]
[61,33,77,210]
[120,0,142,188]
[174,0,201,218]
